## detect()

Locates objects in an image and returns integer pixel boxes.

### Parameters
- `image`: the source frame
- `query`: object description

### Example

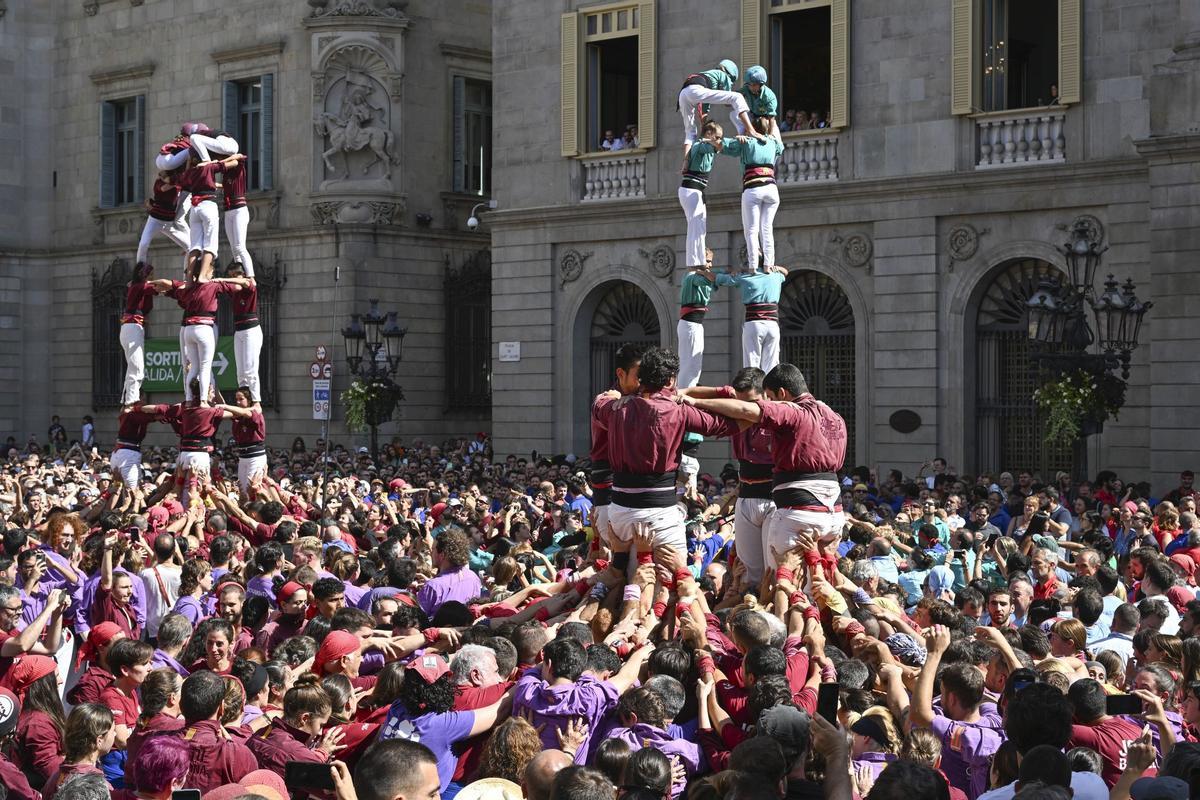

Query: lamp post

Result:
[1026,220,1152,479]
[341,299,407,460]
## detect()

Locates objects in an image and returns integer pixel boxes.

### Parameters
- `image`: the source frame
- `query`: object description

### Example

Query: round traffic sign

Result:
[309,363,321,379]
[322,363,334,379]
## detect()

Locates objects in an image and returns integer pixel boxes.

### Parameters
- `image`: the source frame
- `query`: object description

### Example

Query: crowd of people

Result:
[0,337,1196,800]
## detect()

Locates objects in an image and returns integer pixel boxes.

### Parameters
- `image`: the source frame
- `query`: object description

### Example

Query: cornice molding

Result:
[212,41,286,65]
[439,43,491,62]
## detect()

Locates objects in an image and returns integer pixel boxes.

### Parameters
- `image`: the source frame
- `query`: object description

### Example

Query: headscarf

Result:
[1169,554,1197,586]
[78,621,123,668]
[313,631,360,675]
[7,655,56,701]
[927,565,956,600]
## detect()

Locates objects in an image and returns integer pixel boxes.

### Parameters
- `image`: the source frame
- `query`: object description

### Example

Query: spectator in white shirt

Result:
[139,531,182,640]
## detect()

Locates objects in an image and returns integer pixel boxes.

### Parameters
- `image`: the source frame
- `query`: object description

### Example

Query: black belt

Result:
[771,472,838,509]
[593,486,611,507]
[235,317,259,331]
[612,471,676,510]
[680,306,708,323]
[115,439,142,452]
[745,303,778,322]
[613,471,675,489]
[237,442,266,458]
[681,171,709,191]
[738,461,773,481]
[739,481,773,500]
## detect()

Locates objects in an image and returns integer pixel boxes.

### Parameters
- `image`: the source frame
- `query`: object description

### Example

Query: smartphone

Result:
[172,791,201,800]
[986,532,1001,547]
[816,682,839,722]
[280,543,294,563]
[1027,512,1049,537]
[284,760,336,792]
[1105,694,1143,716]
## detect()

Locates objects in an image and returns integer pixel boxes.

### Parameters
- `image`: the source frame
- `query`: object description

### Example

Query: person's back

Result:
[867,760,951,800]
[176,671,257,792]
[1066,679,1149,786]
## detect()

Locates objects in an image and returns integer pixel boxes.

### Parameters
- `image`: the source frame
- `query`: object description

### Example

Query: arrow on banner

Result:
[213,351,230,376]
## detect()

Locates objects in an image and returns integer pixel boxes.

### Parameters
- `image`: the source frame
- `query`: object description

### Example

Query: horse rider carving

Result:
[315,68,399,179]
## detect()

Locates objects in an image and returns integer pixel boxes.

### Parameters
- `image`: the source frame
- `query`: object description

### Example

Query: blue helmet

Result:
[746,65,768,86]
[718,59,739,83]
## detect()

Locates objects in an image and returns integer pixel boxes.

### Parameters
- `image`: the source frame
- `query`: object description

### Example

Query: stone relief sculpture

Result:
[315,67,399,179]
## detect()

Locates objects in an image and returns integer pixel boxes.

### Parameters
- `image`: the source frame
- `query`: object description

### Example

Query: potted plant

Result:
[1033,369,1126,447]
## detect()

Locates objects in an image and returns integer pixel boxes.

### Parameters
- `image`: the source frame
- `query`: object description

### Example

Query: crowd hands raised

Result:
[1,427,1199,800]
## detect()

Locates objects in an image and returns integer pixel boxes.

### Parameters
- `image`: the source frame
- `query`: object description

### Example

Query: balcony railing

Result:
[581,152,646,201]
[778,132,839,183]
[975,108,1066,169]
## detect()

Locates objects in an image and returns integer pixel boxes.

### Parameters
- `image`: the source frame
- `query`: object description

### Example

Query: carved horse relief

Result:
[314,46,400,183]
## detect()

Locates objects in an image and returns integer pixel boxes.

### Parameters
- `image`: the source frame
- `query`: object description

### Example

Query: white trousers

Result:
[188,200,219,256]
[741,184,780,271]
[767,507,848,559]
[742,320,780,372]
[676,319,704,389]
[119,323,145,405]
[734,497,776,585]
[182,324,216,401]
[136,216,191,265]
[592,504,613,545]
[177,451,211,508]
[677,187,707,267]
[238,454,268,493]
[110,448,143,489]
[678,84,749,144]
[679,454,700,492]
[607,503,687,560]
[235,325,263,401]
[189,133,240,160]
[225,206,253,276]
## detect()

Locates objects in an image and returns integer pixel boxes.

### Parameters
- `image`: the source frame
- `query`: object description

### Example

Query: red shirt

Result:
[99,684,141,729]
[1034,574,1060,601]
[67,665,113,706]
[594,389,737,487]
[589,390,615,503]
[253,613,305,656]
[166,280,239,325]
[179,406,225,451]
[1068,716,1155,785]
[0,752,39,800]
[177,161,223,198]
[222,160,247,210]
[246,720,327,779]
[756,395,848,476]
[14,707,63,786]
[148,177,180,221]
[451,681,513,782]
[0,627,15,688]
[90,586,142,640]
[123,282,156,325]
[233,283,258,328]
[233,411,266,446]
[116,404,167,446]
[176,718,259,793]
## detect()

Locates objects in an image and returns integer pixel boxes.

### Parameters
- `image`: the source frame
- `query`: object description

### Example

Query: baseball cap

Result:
[849,715,889,748]
[357,447,370,455]
[408,654,450,683]
[389,478,408,490]
[0,688,18,737]
[1130,776,1189,800]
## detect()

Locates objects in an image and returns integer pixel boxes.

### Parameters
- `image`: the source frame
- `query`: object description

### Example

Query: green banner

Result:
[143,336,239,394]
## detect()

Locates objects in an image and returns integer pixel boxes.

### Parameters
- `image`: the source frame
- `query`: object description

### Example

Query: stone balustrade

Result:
[581,152,646,201]
[777,132,840,183]
[975,108,1066,168]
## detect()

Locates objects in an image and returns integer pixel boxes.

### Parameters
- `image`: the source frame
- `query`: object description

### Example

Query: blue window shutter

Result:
[100,102,116,208]
[134,95,146,203]
[261,74,274,191]
[222,81,240,141]
[452,75,465,193]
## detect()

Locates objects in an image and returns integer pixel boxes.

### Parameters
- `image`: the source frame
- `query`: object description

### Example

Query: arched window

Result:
[974,258,1071,474]
[589,281,661,399]
[778,270,855,461]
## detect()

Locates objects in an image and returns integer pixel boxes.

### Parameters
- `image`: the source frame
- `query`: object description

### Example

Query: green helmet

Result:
[718,59,739,83]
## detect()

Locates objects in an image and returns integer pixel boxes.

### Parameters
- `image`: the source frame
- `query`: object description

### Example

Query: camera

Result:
[467,216,479,231]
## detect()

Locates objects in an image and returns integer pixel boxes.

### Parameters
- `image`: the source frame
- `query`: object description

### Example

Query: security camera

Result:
[467,216,479,231]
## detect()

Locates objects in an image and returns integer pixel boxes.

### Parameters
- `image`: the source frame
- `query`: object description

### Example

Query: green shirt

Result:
[685,140,718,173]
[721,135,784,168]
[740,84,778,118]
[680,271,718,307]
[700,68,733,93]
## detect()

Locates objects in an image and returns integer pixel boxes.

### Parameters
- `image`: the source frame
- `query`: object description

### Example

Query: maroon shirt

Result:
[222,160,247,211]
[125,712,186,788]
[90,586,142,641]
[756,396,847,499]
[246,720,327,779]
[167,280,239,326]
[594,390,737,506]
[14,708,63,787]
[589,392,614,507]
[452,681,512,783]
[252,612,304,656]
[0,752,39,800]
[233,411,266,446]
[42,763,102,799]
[67,665,112,706]
[179,406,225,452]
[176,718,259,793]
[177,161,222,199]
[148,177,180,221]
[718,386,774,499]
[116,403,167,448]
[232,283,258,329]
[123,282,156,325]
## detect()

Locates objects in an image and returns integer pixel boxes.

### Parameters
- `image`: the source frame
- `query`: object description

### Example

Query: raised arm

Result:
[683,396,763,423]
[908,624,950,731]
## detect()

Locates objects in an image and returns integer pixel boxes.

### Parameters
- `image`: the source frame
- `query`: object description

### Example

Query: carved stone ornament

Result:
[310,199,403,225]
[83,0,98,14]
[560,249,591,289]
[737,244,749,270]
[315,63,399,180]
[841,233,874,270]
[1056,214,1105,247]
[309,0,408,19]
[946,223,990,273]
[639,244,676,280]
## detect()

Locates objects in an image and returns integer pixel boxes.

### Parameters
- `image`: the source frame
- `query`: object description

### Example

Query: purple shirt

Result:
[343,581,368,609]
[245,574,278,606]
[172,595,206,627]
[417,566,482,619]
[355,586,403,612]
[512,668,620,763]
[610,723,704,797]
[852,751,897,783]
[378,706,475,790]
[76,568,147,635]
[150,648,190,677]
[930,713,1004,800]
[21,548,80,627]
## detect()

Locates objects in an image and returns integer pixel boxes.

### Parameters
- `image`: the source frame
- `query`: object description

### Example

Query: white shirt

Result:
[978,771,1107,800]
[1090,631,1135,662]
[140,563,182,638]
[1141,592,1181,634]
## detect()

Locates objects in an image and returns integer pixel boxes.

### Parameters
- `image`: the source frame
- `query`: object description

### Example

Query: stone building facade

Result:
[0,0,494,451]
[488,0,1200,488]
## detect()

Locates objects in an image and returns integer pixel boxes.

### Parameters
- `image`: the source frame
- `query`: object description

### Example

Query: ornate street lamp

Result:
[341,300,407,460]
[1025,222,1151,480]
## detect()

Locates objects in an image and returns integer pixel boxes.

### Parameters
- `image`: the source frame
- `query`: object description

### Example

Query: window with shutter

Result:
[260,74,274,191]
[100,102,117,208]
[452,76,492,195]
[104,97,141,206]
[765,0,848,131]
[562,1,656,155]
